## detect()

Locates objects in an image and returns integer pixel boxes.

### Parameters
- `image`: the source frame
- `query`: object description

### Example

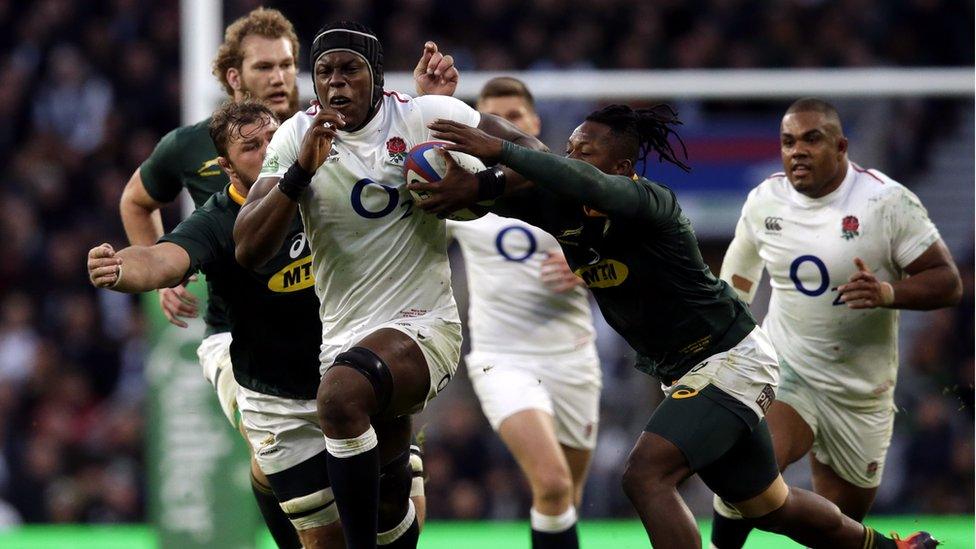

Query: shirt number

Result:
[495,226,537,262]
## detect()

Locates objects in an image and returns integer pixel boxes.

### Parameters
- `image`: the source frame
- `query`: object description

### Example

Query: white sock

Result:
[530,506,577,533]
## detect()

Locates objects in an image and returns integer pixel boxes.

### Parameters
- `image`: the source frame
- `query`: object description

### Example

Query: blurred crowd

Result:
[0,0,970,527]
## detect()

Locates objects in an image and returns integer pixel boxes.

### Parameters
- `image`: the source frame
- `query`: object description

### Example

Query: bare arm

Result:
[234,108,344,269]
[87,242,191,293]
[838,240,962,310]
[118,168,199,326]
[119,169,165,246]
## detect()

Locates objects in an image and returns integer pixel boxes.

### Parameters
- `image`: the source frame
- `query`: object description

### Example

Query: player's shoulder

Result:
[154,118,213,152]
[408,93,478,119]
[276,107,315,137]
[848,163,917,204]
[744,171,790,208]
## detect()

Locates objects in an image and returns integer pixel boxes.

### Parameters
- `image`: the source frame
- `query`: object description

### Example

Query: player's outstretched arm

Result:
[235,107,343,269]
[87,242,191,294]
[838,240,962,310]
[119,168,200,326]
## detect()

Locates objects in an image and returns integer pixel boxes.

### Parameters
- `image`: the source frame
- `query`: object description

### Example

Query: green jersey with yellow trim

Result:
[159,185,321,399]
[493,142,756,383]
[140,118,231,334]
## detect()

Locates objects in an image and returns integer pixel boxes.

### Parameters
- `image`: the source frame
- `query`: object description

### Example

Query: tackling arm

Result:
[87,242,191,293]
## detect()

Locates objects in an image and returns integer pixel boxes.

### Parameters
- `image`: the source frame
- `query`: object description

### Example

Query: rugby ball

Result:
[404,141,492,221]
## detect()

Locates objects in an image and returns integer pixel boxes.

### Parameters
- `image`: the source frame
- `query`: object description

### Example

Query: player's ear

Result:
[837,136,849,155]
[217,156,234,177]
[227,67,242,92]
[615,158,634,177]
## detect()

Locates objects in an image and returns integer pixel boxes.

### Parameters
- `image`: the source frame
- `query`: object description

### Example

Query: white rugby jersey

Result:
[260,93,480,347]
[449,214,597,360]
[721,163,940,410]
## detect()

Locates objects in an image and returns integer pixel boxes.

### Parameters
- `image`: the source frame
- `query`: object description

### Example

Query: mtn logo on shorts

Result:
[267,256,315,292]
[755,384,775,414]
[574,259,628,288]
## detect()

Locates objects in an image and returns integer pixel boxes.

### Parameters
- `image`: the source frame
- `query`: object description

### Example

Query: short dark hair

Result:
[477,77,535,108]
[208,100,275,157]
[785,97,844,134]
[585,104,690,173]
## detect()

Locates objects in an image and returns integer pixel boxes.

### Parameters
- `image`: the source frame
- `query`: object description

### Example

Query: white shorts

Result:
[237,386,324,475]
[777,363,895,488]
[320,315,463,412]
[196,332,239,428]
[663,326,780,423]
[466,348,602,450]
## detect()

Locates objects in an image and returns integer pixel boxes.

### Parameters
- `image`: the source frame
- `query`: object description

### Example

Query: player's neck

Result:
[228,179,249,205]
[805,159,849,199]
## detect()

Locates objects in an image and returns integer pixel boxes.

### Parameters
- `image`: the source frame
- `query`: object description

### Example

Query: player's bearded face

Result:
[238,36,299,121]
[780,112,847,198]
[227,116,279,188]
[314,52,374,130]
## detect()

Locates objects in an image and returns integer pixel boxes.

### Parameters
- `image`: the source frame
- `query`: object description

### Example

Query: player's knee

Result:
[532,469,573,506]
[316,369,373,429]
[621,460,658,502]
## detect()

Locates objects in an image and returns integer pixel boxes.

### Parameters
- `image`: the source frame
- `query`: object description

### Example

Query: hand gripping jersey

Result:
[260,93,480,350]
[721,164,940,410]
[448,214,596,358]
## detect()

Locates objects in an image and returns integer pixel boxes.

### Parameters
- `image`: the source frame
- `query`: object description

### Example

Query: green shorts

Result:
[645,383,779,503]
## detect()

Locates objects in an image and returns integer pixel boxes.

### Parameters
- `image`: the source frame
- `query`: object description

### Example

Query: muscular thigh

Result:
[354,328,430,414]
[765,399,815,471]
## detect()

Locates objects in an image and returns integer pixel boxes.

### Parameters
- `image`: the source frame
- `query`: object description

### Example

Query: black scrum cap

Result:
[310,22,384,126]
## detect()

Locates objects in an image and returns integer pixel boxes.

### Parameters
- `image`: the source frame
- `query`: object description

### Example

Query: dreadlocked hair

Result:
[585,104,690,174]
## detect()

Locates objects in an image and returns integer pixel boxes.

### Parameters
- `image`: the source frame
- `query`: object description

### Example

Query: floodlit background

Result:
[0,0,971,546]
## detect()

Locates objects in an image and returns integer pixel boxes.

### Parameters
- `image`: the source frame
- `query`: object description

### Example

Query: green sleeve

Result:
[157,201,230,280]
[499,142,678,225]
[139,128,184,203]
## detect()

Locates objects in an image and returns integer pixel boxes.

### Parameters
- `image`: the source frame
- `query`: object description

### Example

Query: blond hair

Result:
[212,8,300,96]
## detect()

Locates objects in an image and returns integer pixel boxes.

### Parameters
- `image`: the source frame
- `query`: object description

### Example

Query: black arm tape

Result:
[475,166,506,202]
[332,347,394,415]
[277,162,313,202]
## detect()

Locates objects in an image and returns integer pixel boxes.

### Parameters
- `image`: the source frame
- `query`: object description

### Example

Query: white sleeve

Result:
[720,195,764,304]
[886,186,940,269]
[260,113,304,180]
[413,95,481,130]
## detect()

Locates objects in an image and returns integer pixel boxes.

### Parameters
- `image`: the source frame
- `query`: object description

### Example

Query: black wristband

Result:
[277,162,313,201]
[475,166,506,202]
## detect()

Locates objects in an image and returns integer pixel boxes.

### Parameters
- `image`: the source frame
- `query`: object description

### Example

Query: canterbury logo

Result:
[267,256,315,292]
[574,259,629,288]
[671,386,700,399]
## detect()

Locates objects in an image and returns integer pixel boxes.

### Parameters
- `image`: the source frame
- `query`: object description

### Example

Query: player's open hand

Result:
[158,279,199,329]
[428,119,504,164]
[298,102,344,172]
[414,42,459,97]
[541,251,584,293]
[837,257,894,309]
[408,148,479,216]
[88,243,122,289]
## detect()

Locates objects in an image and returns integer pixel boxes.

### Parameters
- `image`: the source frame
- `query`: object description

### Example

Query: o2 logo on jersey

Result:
[789,255,842,305]
[350,178,414,220]
[495,226,537,262]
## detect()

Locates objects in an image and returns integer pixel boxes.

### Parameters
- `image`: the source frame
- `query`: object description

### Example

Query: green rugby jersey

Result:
[493,142,756,383]
[140,118,231,334]
[159,185,322,400]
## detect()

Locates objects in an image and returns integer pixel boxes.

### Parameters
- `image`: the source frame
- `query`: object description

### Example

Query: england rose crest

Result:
[386,137,407,163]
[841,215,859,240]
